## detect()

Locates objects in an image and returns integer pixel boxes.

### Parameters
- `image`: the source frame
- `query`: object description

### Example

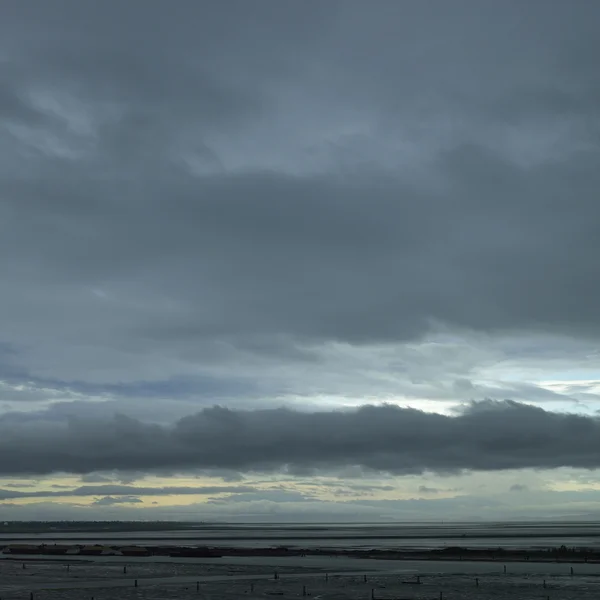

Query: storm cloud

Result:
[1,401,599,476]
[1,1,600,388]
[1,1,600,515]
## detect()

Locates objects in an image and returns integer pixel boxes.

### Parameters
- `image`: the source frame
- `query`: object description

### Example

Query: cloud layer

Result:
[2,401,600,477]
[2,1,600,520]
[1,1,600,390]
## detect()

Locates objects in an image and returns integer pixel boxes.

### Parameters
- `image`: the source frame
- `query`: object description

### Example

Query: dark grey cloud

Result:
[3,160,600,349]
[0,1,599,402]
[198,469,246,483]
[1,2,600,531]
[2,483,36,489]
[79,473,112,484]
[1,401,600,477]
[509,484,529,492]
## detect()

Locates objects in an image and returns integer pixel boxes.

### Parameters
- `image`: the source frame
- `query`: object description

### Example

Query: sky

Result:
[1,0,600,522]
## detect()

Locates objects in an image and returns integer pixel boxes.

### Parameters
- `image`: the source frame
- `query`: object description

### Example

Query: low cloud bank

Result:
[1,400,598,476]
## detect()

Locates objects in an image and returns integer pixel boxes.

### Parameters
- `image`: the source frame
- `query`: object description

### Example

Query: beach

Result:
[1,553,600,600]
[3,523,600,598]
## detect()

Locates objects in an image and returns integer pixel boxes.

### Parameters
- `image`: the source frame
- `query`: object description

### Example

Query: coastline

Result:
[2,542,598,565]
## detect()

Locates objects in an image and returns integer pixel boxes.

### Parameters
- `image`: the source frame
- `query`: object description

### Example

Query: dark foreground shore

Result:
[2,542,599,564]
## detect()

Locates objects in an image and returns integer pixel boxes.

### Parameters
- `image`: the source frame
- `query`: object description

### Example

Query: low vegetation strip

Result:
[2,543,599,564]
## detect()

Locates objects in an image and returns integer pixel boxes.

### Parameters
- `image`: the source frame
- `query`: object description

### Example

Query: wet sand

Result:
[2,554,600,599]
[2,558,600,600]
[3,551,600,571]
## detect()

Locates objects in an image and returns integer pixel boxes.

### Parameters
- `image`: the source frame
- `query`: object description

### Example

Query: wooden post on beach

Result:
[302,585,307,596]
[196,581,200,592]
[29,593,33,600]
[134,579,138,588]
[370,588,375,600]
[439,592,443,600]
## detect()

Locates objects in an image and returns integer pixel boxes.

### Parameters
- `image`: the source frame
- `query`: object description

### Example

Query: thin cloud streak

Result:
[0,484,258,500]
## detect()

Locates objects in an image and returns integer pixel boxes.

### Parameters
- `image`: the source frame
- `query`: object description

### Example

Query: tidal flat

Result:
[2,555,600,600]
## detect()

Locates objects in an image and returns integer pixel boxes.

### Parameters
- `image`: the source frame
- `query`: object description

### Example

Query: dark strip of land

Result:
[1,543,598,564]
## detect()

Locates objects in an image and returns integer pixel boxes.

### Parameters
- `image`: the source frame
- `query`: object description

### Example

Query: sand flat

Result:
[1,555,600,599]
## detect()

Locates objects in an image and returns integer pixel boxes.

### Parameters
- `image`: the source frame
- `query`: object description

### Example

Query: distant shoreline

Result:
[1,542,598,565]
[6,532,600,541]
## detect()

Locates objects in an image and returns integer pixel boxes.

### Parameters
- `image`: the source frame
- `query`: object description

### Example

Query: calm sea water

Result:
[2,522,600,550]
